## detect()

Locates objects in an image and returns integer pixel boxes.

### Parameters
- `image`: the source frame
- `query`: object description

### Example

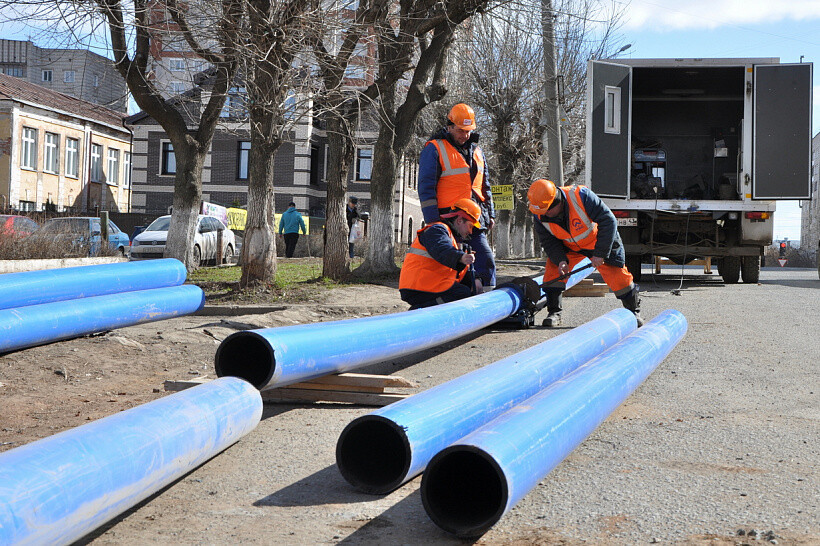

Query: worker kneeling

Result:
[528,179,644,327]
[399,199,482,309]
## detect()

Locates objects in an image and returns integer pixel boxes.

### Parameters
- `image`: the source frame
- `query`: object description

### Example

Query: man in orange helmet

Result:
[399,199,482,309]
[527,178,643,327]
[418,103,496,292]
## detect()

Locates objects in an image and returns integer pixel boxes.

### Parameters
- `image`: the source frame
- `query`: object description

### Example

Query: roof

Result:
[0,73,128,130]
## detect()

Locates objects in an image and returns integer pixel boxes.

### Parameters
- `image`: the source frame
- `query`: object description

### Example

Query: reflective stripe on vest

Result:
[399,222,467,293]
[430,139,486,209]
[541,186,598,250]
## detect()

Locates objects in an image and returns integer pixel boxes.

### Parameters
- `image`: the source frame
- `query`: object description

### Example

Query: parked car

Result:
[129,215,236,266]
[0,214,39,238]
[31,217,130,256]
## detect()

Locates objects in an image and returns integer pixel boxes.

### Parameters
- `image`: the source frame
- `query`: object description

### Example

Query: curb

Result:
[0,257,127,274]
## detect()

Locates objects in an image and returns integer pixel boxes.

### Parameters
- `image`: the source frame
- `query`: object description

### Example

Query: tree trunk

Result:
[511,197,531,258]
[494,209,511,259]
[240,133,278,287]
[165,144,206,270]
[323,116,354,280]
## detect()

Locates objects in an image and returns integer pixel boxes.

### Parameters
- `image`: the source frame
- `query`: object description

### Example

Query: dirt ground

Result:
[0,258,418,453]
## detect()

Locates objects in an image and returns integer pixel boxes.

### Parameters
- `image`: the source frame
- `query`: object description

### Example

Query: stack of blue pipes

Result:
[0,258,205,353]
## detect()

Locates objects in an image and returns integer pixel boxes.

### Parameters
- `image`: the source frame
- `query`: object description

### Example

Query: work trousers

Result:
[400,281,472,310]
[469,228,496,289]
[544,251,634,296]
[283,233,300,258]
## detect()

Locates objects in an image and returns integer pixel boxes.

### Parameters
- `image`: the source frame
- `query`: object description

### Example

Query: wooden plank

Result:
[300,373,418,388]
[261,388,408,406]
[281,382,385,394]
[163,376,211,392]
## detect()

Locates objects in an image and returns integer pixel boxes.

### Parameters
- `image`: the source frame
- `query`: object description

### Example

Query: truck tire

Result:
[741,256,760,283]
[626,254,642,282]
[720,256,741,284]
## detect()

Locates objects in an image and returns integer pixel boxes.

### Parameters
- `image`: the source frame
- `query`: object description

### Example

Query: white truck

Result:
[586,58,812,283]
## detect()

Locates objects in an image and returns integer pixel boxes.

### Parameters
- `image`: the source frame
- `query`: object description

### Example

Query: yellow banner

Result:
[226,208,247,231]
[491,184,514,210]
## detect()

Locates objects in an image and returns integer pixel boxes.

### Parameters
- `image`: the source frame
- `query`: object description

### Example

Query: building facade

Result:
[0,39,128,113]
[0,74,132,213]
[799,131,819,261]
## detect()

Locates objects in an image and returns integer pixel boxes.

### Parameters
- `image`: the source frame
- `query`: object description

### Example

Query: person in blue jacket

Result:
[279,202,306,258]
[418,103,496,292]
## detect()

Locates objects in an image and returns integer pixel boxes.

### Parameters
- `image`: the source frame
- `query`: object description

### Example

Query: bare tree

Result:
[354,0,495,278]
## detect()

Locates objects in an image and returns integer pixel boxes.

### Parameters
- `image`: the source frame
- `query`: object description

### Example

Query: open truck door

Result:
[586,60,631,198]
[753,63,812,200]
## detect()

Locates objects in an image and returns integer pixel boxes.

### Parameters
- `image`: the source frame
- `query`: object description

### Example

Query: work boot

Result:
[541,288,563,328]
[618,285,645,327]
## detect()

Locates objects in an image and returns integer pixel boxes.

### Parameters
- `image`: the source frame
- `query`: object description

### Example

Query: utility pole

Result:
[541,0,564,186]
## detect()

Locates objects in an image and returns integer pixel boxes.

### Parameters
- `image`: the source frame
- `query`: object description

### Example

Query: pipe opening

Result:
[421,446,507,537]
[214,332,275,390]
[336,416,410,494]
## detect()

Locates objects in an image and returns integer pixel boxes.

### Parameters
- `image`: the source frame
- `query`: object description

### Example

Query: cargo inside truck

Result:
[629,66,746,201]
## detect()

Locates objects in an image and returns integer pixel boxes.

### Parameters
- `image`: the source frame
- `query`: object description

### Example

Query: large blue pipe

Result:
[0,284,204,353]
[214,260,594,390]
[420,310,688,537]
[0,258,188,311]
[335,308,637,494]
[0,376,262,546]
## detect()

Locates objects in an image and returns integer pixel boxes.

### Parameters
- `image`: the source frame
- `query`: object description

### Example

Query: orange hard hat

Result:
[448,103,477,131]
[528,179,559,215]
[442,198,481,228]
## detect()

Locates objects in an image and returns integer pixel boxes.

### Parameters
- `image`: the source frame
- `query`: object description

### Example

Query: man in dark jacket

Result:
[346,196,360,259]
[528,179,642,327]
[417,103,496,292]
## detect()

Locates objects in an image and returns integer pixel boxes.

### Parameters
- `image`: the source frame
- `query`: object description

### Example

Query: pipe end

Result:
[214,331,275,390]
[336,415,411,495]
[421,445,508,537]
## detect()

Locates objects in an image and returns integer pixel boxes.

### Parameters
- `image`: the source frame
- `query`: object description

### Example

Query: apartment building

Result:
[0,74,132,213]
[0,39,128,113]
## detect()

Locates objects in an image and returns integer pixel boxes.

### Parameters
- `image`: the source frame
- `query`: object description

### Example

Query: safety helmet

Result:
[527,179,559,215]
[442,198,481,228]
[448,103,477,131]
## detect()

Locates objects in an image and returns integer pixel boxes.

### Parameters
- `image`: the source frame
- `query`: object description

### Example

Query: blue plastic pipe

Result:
[214,260,594,390]
[0,376,262,546]
[420,309,688,537]
[0,284,204,353]
[0,258,188,311]
[335,308,636,494]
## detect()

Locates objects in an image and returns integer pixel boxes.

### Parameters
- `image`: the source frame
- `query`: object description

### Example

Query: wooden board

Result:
[261,388,409,406]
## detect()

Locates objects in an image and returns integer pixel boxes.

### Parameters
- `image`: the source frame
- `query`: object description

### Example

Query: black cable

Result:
[672,212,692,295]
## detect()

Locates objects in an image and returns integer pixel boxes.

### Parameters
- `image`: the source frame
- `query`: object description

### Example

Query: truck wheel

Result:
[720,256,741,284]
[741,256,760,283]
[626,254,642,282]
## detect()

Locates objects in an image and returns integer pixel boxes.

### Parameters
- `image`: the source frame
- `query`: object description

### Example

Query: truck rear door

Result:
[586,60,631,198]
[753,63,812,199]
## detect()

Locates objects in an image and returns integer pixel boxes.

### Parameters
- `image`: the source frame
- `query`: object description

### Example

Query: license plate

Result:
[617,218,638,227]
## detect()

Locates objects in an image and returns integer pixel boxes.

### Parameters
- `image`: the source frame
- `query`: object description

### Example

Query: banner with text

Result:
[490,185,514,210]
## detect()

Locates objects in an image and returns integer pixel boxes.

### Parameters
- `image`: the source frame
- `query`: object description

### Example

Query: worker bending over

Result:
[528,179,643,327]
[399,199,482,309]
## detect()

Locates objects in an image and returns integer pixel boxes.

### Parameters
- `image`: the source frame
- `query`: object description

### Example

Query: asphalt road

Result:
[83,266,818,545]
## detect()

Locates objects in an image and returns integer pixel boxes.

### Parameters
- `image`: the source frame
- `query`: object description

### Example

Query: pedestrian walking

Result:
[279,202,306,258]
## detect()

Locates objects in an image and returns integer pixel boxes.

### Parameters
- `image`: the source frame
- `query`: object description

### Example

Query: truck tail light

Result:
[745,212,770,220]
[612,210,630,218]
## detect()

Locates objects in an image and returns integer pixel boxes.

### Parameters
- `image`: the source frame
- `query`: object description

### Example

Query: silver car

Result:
[129,215,235,266]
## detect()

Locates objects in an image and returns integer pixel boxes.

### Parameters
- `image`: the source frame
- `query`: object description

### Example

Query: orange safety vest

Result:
[540,185,599,252]
[399,222,468,293]
[428,139,485,209]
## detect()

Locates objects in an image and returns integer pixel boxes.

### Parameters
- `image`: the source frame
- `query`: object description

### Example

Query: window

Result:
[1,66,24,77]
[604,86,621,135]
[18,200,36,212]
[169,81,187,94]
[355,146,372,181]
[169,59,186,71]
[344,63,367,80]
[107,148,120,185]
[42,70,53,82]
[93,74,99,88]
[90,143,102,182]
[123,151,131,187]
[237,141,250,180]
[221,87,248,118]
[65,138,79,178]
[21,127,37,170]
[64,70,75,83]
[44,132,59,174]
[161,142,176,175]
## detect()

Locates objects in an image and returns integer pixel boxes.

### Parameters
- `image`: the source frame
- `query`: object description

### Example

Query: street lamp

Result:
[616,43,632,56]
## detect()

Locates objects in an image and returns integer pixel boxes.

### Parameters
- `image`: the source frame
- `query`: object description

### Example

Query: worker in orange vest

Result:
[527,179,643,327]
[399,199,482,310]
[418,103,496,292]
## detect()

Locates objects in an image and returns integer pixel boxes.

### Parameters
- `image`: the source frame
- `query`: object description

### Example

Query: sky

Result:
[617,0,820,242]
